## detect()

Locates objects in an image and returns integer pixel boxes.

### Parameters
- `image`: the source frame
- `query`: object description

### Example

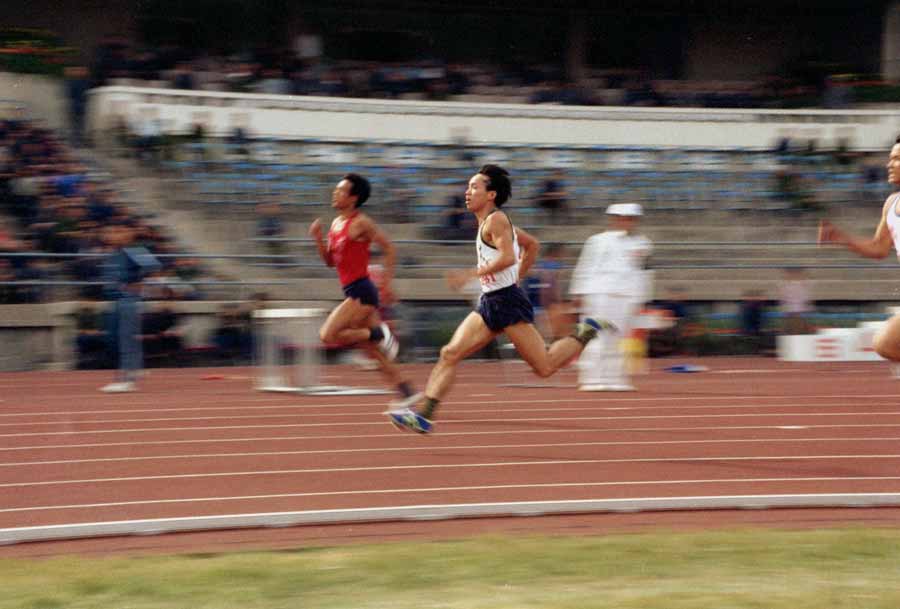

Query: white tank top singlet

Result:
[885,193,900,260]
[476,211,520,293]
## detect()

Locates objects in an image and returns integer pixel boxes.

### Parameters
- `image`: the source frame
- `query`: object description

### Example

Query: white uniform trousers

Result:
[579,292,641,387]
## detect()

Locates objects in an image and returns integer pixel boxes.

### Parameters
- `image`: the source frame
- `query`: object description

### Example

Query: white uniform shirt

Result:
[476,215,520,293]
[570,230,652,298]
[884,193,900,259]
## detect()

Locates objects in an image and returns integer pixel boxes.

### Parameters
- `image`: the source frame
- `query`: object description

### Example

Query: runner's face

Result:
[332,179,357,210]
[887,144,900,186]
[465,174,495,211]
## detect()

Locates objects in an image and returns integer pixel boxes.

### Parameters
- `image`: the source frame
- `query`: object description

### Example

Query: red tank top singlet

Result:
[328,212,370,286]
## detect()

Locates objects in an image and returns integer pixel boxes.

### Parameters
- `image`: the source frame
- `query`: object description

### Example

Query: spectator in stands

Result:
[0,258,16,304]
[132,110,163,164]
[256,69,291,95]
[1,117,202,304]
[256,201,286,258]
[434,192,476,240]
[64,66,91,147]
[535,169,569,223]
[229,125,250,158]
[171,63,196,90]
[384,167,416,223]
[12,258,45,304]
[524,242,569,340]
[739,290,769,353]
[651,285,691,356]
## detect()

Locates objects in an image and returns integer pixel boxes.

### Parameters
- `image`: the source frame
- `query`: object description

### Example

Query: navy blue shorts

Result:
[342,277,379,307]
[476,284,535,332]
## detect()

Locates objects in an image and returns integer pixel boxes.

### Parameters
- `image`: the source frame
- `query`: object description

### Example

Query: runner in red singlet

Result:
[309,173,420,406]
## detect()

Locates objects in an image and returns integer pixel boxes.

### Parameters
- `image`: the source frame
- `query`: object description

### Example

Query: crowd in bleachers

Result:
[160,134,891,238]
[0,118,203,303]
[88,38,833,109]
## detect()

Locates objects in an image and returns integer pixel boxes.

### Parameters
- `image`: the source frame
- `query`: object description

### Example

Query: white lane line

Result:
[4,436,900,467]
[5,476,900,514]
[4,454,900,488]
[4,392,900,415]
[3,402,898,427]
[3,411,900,439]
[5,423,900,452]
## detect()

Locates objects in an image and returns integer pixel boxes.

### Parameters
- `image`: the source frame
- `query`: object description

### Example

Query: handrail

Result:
[248,237,834,248]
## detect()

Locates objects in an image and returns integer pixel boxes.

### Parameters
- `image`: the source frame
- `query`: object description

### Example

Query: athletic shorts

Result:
[476,284,535,332]
[342,276,379,307]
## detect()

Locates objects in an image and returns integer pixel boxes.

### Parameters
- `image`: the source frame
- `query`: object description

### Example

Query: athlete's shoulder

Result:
[485,209,512,230]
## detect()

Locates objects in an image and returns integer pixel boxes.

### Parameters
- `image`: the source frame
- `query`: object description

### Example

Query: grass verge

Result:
[3,527,900,609]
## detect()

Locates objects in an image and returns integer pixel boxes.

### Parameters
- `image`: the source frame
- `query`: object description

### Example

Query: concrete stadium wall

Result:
[88,86,900,151]
[0,300,333,372]
[0,73,67,132]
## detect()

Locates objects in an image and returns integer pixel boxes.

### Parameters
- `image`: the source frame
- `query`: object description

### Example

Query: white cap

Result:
[606,203,643,217]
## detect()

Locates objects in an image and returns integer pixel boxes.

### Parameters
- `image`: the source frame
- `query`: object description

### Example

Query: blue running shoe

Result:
[386,407,433,434]
[573,317,616,345]
[585,317,617,332]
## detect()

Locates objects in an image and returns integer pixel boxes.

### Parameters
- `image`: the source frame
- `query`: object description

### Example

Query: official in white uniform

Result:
[570,203,652,391]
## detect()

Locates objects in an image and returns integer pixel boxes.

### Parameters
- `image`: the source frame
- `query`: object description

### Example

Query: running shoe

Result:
[378,323,400,361]
[100,381,136,393]
[386,407,433,434]
[573,317,616,345]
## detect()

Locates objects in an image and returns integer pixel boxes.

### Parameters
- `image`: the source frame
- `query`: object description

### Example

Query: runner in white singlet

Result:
[386,164,612,433]
[819,137,900,366]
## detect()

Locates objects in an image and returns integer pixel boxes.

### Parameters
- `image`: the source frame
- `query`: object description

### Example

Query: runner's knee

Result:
[873,333,900,361]
[439,343,466,364]
[528,360,554,378]
[319,326,337,344]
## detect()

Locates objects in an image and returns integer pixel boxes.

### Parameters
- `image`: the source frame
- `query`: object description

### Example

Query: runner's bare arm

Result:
[515,227,540,279]
[308,218,333,266]
[818,197,894,259]
[367,220,397,286]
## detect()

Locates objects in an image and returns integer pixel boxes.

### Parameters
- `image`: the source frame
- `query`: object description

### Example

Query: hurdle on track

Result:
[253,308,390,395]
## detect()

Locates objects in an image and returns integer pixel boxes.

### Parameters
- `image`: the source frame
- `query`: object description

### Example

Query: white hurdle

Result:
[253,308,391,395]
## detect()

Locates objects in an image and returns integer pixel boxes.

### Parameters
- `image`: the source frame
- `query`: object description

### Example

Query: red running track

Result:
[2,357,900,553]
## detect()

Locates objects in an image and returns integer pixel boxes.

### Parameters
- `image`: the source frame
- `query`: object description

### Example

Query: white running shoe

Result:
[100,381,136,393]
[377,323,399,361]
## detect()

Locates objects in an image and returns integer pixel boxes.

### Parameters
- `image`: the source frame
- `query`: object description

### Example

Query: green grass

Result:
[3,527,900,608]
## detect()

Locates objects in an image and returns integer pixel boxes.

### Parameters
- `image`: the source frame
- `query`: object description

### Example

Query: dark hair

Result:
[342,173,371,207]
[478,164,511,207]
[896,134,900,144]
